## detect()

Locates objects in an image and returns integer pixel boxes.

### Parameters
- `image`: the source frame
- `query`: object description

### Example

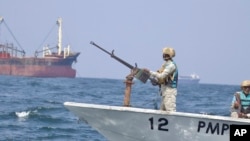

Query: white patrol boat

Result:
[64,101,250,141]
[64,42,250,141]
[64,73,250,141]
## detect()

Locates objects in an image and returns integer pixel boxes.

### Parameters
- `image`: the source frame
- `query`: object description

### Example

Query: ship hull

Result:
[0,64,76,77]
[0,54,79,78]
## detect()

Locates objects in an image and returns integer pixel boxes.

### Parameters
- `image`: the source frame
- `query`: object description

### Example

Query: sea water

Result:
[0,76,239,140]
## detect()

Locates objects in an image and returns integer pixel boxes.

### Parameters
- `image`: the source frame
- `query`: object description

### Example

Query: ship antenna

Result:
[57,17,62,55]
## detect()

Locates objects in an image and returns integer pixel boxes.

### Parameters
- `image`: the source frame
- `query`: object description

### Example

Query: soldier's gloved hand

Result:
[150,76,159,86]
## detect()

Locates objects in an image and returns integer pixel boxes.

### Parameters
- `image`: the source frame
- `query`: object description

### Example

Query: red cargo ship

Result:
[0,17,80,78]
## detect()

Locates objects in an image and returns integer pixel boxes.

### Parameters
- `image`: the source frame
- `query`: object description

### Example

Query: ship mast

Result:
[57,17,62,55]
[0,16,3,24]
[0,16,3,42]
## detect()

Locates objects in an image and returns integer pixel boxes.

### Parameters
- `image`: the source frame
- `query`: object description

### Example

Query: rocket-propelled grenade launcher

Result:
[90,41,156,83]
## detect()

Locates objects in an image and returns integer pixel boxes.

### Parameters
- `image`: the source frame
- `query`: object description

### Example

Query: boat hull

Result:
[64,102,250,141]
[0,64,76,77]
[0,53,79,78]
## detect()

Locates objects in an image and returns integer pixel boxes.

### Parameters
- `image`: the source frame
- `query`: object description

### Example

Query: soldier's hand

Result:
[234,102,240,109]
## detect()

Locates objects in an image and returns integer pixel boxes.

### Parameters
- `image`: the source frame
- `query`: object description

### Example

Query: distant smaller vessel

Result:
[178,74,200,84]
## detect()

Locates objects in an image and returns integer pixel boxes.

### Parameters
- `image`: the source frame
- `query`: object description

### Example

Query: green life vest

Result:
[235,92,250,114]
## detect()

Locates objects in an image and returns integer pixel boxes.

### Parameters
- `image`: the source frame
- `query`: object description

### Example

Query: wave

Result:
[15,111,31,118]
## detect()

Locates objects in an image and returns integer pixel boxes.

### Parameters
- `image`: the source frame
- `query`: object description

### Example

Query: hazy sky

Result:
[1,0,250,85]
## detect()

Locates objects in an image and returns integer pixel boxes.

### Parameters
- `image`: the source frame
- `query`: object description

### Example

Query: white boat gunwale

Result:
[64,102,250,123]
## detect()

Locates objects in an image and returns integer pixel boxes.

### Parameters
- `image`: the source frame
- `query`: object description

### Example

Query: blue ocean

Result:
[0,76,239,141]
